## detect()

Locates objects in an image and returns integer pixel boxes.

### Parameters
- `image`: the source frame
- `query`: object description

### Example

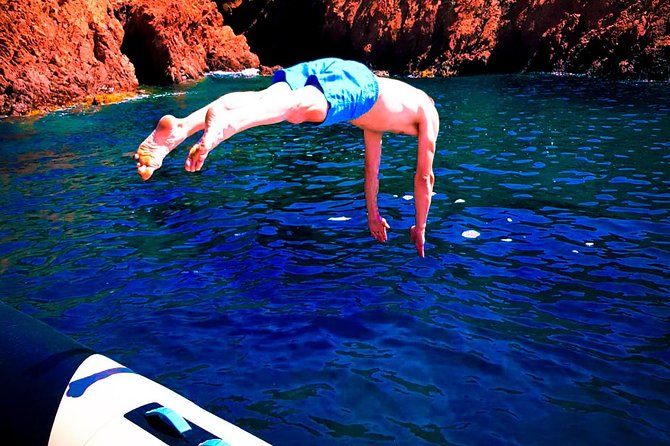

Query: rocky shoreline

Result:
[1,0,668,116]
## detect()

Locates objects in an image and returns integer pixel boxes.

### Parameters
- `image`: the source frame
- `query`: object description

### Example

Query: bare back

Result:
[351,77,434,136]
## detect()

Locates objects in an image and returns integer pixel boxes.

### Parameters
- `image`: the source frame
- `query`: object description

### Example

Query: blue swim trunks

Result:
[272,58,379,126]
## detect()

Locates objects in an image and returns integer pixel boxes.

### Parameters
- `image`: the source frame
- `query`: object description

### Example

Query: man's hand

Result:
[368,215,390,243]
[410,225,426,257]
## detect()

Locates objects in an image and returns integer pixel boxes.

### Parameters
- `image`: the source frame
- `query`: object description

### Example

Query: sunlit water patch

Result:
[1,74,669,445]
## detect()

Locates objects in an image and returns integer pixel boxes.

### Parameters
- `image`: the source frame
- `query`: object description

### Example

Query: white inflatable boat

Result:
[0,301,270,446]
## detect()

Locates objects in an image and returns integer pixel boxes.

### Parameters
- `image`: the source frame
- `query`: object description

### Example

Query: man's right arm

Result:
[364,129,390,243]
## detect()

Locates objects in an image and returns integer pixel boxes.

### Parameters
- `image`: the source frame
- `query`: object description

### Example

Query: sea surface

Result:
[1,74,669,445]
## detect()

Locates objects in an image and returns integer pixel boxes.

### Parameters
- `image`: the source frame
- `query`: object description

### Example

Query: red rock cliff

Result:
[0,0,258,116]
[1,0,668,116]
[221,0,669,79]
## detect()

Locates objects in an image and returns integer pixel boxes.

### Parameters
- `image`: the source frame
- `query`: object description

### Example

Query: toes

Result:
[193,151,208,171]
[137,165,154,181]
[186,143,210,172]
[135,154,158,180]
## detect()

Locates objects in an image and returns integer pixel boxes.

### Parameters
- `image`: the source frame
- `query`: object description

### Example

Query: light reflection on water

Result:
[1,74,669,445]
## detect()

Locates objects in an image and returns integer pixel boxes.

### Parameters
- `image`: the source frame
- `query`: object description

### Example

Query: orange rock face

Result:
[1,0,133,115]
[324,0,670,79]
[1,0,668,116]
[222,0,669,79]
[0,0,258,116]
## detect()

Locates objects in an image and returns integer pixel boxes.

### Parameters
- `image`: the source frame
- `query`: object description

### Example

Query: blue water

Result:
[1,74,669,445]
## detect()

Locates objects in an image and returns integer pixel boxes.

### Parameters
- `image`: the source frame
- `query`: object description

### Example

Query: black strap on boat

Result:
[124,402,229,445]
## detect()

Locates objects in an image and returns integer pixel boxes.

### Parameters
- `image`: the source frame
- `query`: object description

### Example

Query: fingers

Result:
[370,226,386,242]
[369,222,427,256]
[369,217,390,243]
[416,241,425,258]
[410,226,426,257]
[377,218,389,242]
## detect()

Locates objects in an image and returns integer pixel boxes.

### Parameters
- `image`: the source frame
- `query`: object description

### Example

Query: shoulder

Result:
[377,78,434,109]
[376,77,413,93]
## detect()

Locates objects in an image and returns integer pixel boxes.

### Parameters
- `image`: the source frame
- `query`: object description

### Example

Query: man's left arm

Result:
[411,104,438,257]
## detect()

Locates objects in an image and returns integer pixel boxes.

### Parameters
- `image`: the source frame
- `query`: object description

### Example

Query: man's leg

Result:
[135,83,295,180]
[185,83,328,172]
[134,113,199,181]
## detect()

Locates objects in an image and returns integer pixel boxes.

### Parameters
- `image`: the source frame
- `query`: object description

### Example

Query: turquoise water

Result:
[1,74,669,445]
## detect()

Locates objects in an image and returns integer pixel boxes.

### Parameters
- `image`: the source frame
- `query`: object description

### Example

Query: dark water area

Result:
[1,74,669,445]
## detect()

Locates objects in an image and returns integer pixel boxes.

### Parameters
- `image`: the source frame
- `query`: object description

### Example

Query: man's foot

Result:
[185,142,211,173]
[185,105,235,172]
[135,115,188,180]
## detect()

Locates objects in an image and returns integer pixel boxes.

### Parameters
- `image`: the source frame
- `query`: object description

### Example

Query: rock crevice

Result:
[0,0,258,116]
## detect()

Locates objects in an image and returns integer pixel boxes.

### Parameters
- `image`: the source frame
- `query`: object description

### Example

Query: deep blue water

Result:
[1,74,669,445]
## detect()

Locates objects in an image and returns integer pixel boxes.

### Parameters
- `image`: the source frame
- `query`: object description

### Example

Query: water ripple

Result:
[1,74,669,445]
